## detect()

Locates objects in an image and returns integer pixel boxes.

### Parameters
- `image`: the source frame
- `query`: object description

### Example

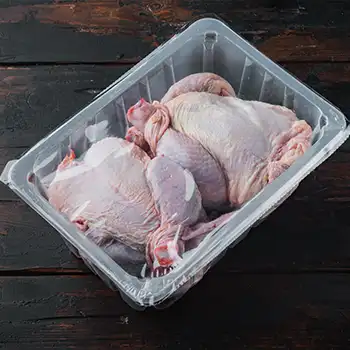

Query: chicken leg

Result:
[127,91,313,208]
[145,155,205,276]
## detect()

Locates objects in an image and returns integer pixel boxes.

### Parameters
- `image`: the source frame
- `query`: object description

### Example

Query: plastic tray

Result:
[1,16,350,310]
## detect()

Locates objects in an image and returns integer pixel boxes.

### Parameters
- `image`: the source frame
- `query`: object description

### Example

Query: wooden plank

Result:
[1,274,350,348]
[0,0,349,63]
[0,62,349,149]
[0,200,88,271]
[0,148,27,201]
[283,61,350,114]
[0,65,132,148]
[1,143,350,272]
[0,62,350,272]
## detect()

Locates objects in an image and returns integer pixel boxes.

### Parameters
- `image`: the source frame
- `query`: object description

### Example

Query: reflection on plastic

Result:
[1,17,349,310]
[85,120,109,143]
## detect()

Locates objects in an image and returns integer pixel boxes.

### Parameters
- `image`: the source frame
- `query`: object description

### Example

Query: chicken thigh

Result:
[47,137,160,255]
[125,73,232,211]
[127,125,228,210]
[47,136,221,275]
[127,91,312,207]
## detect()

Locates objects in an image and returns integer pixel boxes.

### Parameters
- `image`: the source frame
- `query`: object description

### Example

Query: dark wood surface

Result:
[1,1,350,349]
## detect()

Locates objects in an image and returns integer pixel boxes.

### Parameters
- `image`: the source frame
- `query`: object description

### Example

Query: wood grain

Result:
[2,274,350,348]
[0,62,349,149]
[0,200,88,271]
[0,1,349,63]
[0,65,131,148]
[1,62,350,272]
[1,148,350,272]
[1,1,349,348]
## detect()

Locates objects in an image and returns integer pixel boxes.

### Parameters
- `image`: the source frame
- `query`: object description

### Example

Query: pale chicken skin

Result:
[125,72,233,210]
[160,72,236,103]
[47,136,229,275]
[127,91,312,207]
[146,155,233,274]
[126,125,228,210]
[47,72,313,277]
[155,129,228,210]
[167,92,312,206]
[145,155,206,274]
[47,137,159,254]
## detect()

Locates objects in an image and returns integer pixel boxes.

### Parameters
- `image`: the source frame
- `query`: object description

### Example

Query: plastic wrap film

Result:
[1,16,350,310]
[35,135,234,280]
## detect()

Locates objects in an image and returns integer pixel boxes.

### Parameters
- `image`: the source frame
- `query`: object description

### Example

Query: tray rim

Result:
[2,16,350,308]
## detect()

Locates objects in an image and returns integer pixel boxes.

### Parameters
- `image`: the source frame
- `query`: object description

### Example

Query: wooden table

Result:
[1,1,350,348]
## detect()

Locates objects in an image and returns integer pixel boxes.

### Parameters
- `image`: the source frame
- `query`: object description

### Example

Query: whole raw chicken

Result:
[47,137,230,276]
[126,73,313,207]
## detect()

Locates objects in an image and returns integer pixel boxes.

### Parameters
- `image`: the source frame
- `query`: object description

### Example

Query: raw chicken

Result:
[127,125,228,210]
[146,155,232,275]
[126,73,235,136]
[47,137,160,255]
[145,155,205,274]
[125,73,237,210]
[127,76,312,207]
[160,72,236,103]
[47,72,313,278]
[125,73,234,210]
[47,136,229,276]
[155,129,228,210]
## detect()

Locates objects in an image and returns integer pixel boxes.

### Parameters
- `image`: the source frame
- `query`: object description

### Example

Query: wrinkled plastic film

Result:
[34,132,235,280]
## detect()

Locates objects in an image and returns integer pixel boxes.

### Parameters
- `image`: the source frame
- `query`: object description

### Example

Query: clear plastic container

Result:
[1,16,350,310]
